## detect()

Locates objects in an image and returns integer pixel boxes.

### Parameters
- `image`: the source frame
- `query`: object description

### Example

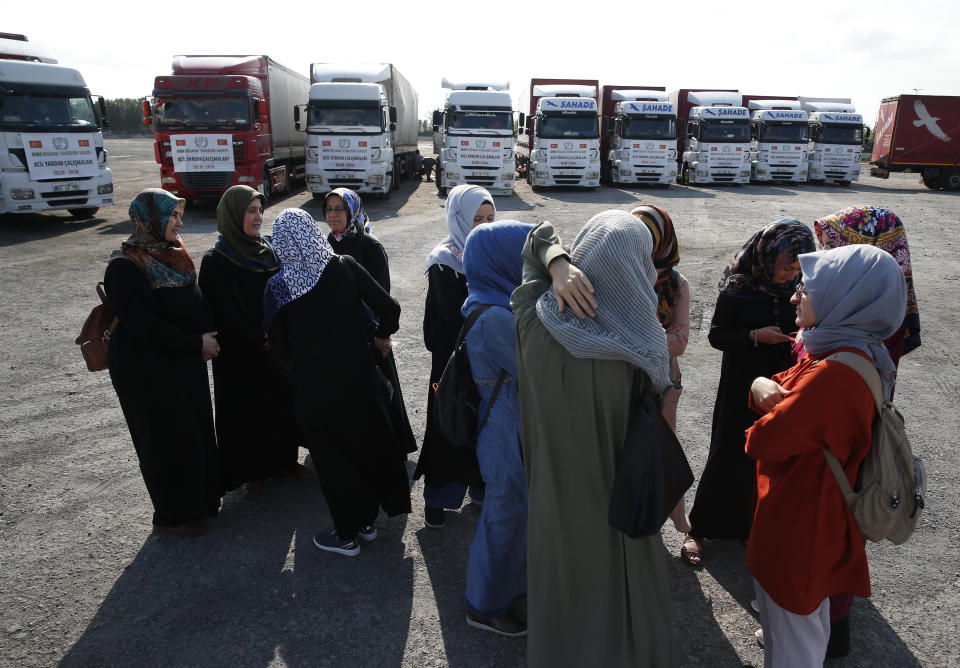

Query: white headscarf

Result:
[798,244,906,400]
[536,210,672,392]
[424,184,495,274]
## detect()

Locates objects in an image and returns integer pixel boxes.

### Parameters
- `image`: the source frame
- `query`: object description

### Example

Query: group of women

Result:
[104,181,920,665]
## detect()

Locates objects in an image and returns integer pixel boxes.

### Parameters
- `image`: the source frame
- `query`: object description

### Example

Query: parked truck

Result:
[299,63,417,198]
[670,89,751,185]
[741,95,809,183]
[516,78,601,189]
[144,55,307,202]
[799,98,863,185]
[431,79,515,196]
[600,86,677,186]
[870,94,960,190]
[0,34,113,218]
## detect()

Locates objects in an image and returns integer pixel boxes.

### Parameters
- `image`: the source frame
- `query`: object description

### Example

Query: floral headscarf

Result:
[813,205,920,353]
[323,188,371,241]
[114,188,196,289]
[631,204,681,325]
[213,185,278,272]
[718,219,815,298]
[424,184,495,274]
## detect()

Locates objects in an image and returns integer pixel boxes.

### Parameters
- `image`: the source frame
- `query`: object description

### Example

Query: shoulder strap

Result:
[454,304,493,348]
[825,351,883,412]
[477,369,509,433]
[822,447,855,498]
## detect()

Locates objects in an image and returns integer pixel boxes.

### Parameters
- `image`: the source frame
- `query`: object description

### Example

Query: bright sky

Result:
[7,0,959,127]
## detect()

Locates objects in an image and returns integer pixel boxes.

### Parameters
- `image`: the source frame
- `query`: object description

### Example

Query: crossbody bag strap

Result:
[477,369,508,433]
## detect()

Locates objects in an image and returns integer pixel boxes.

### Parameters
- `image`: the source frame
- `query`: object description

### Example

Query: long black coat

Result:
[105,258,221,527]
[688,287,798,540]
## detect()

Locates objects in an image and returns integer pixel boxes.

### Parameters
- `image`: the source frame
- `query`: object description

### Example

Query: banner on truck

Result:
[21,133,99,180]
[319,138,370,170]
[170,134,235,173]
[459,138,502,166]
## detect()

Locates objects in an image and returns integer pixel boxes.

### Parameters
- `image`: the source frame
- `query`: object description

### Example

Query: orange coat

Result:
[745,347,874,614]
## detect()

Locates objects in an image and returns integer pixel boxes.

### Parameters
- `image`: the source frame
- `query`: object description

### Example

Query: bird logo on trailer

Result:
[912,101,951,142]
[195,137,208,148]
[53,137,68,150]
[339,138,351,148]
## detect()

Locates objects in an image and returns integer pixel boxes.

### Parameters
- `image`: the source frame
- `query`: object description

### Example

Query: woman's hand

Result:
[548,257,597,319]
[751,376,790,412]
[753,325,792,345]
[374,336,392,359]
[201,331,220,361]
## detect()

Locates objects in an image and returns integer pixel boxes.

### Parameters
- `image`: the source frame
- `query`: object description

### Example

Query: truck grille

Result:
[770,171,796,180]
[465,176,497,186]
[328,177,365,188]
[553,177,583,185]
[824,170,848,180]
[181,172,234,190]
[711,172,738,182]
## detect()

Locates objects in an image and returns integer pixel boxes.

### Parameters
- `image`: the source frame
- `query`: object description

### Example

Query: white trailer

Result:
[800,98,863,185]
[748,100,809,183]
[432,79,516,196]
[0,57,113,218]
[301,63,418,198]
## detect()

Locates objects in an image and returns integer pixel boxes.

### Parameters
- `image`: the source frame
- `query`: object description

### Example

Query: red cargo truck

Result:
[144,55,308,202]
[870,94,960,190]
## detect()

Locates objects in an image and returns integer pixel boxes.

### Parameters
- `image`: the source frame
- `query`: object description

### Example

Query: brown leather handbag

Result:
[75,282,118,372]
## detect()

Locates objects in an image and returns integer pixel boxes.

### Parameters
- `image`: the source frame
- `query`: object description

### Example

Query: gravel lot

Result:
[1,138,957,667]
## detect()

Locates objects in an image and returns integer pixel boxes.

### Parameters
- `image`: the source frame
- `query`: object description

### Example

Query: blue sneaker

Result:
[358,524,377,541]
[313,531,360,556]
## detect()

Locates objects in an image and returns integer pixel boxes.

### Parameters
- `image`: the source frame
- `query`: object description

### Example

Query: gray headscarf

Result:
[424,184,495,274]
[798,244,906,401]
[536,210,672,392]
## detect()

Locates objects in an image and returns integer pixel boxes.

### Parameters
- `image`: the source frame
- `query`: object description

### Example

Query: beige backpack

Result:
[820,351,926,545]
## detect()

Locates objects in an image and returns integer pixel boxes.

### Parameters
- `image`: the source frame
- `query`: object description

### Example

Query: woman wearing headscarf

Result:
[198,186,306,500]
[683,220,815,566]
[104,189,221,537]
[263,208,410,557]
[631,204,691,535]
[321,188,416,456]
[414,184,496,529]
[460,221,533,638]
[746,245,906,667]
[513,211,676,666]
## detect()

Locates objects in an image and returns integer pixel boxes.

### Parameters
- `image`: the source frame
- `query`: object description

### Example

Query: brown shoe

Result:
[242,480,265,499]
[153,521,206,538]
[466,611,527,637]
[290,463,314,480]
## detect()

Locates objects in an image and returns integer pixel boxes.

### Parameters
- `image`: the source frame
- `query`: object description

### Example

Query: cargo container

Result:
[600,86,677,186]
[870,94,960,190]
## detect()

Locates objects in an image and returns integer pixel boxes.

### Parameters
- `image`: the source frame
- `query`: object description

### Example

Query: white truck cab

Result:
[801,99,863,185]
[605,91,677,186]
[432,80,515,196]
[0,58,113,218]
[680,92,751,185]
[748,101,809,183]
[522,85,601,188]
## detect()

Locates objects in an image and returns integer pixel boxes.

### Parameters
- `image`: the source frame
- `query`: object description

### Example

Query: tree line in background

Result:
[104,99,151,136]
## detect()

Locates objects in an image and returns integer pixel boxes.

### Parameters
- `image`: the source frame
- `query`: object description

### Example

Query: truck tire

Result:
[836,180,851,187]
[942,168,960,191]
[261,168,272,203]
[436,165,446,196]
[68,207,98,220]
[921,175,941,190]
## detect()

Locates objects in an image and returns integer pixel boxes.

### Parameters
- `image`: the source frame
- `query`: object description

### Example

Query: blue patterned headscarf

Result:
[798,245,906,401]
[323,187,371,239]
[462,221,534,315]
[114,188,196,289]
[424,184,495,274]
[263,208,336,332]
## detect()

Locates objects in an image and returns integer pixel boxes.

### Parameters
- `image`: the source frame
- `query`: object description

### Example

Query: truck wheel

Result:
[436,165,446,196]
[68,207,98,220]
[942,168,960,191]
[836,180,851,187]
[921,175,941,190]
[679,164,689,186]
[261,168,272,203]
[311,192,324,200]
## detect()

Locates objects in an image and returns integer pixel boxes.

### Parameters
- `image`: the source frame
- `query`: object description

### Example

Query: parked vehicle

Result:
[742,96,808,183]
[144,55,307,202]
[670,89,751,185]
[799,98,863,185]
[0,34,113,218]
[516,78,601,189]
[600,86,677,186]
[870,94,960,190]
[299,63,417,199]
[431,79,515,196]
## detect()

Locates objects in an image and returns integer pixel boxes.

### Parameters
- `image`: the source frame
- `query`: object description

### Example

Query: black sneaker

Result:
[358,524,377,541]
[424,506,445,529]
[466,611,527,637]
[313,531,360,556]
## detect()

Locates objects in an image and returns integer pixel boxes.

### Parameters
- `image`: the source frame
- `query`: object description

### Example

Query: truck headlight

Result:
[97,183,114,194]
[536,171,548,179]
[502,172,514,180]
[369,175,384,185]
[739,170,751,177]
[306,175,322,183]
[587,171,599,179]
[619,168,632,176]
[447,172,460,180]
[696,169,709,177]
[11,188,35,200]
[161,177,177,184]
[238,176,257,183]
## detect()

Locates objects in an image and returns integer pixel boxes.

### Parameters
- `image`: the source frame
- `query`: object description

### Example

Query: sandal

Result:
[680,534,703,567]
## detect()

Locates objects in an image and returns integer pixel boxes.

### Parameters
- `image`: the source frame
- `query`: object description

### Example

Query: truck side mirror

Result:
[294,105,300,130]
[390,122,396,131]
[258,99,268,124]
[518,113,525,129]
[141,98,152,126]
[432,110,441,126]
[863,125,871,140]
[96,96,109,129]
[389,107,398,123]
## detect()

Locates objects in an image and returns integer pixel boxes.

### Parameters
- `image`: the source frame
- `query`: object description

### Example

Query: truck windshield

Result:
[538,115,599,138]
[448,111,513,132]
[621,116,676,139]
[759,122,808,143]
[820,124,863,145]
[0,92,98,132]
[309,106,382,128]
[155,96,250,129]
[701,119,750,142]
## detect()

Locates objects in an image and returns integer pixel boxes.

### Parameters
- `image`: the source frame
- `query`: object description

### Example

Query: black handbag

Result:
[609,369,694,538]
